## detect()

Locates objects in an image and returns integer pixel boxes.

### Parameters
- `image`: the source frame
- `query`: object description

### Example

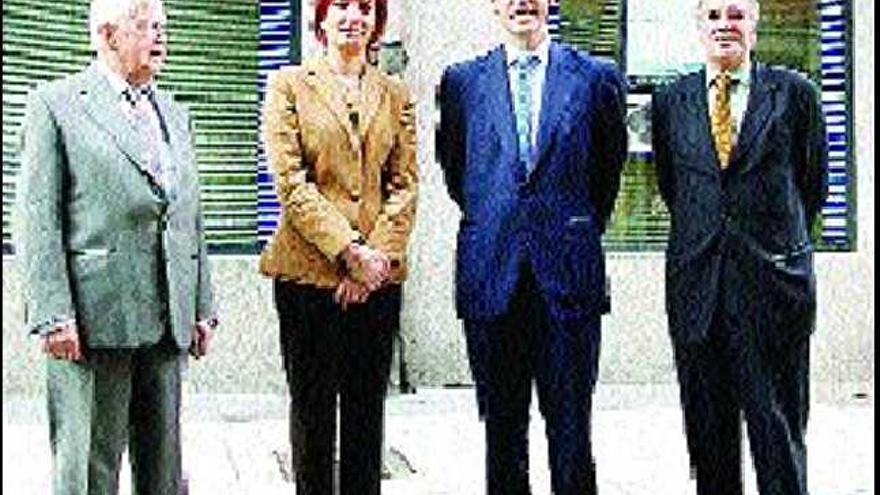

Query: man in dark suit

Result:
[17,0,217,493]
[651,1,827,494]
[438,1,627,493]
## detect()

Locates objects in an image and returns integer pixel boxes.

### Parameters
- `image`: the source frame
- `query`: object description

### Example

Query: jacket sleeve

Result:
[16,89,76,335]
[651,85,674,208]
[437,66,466,207]
[366,81,419,266]
[796,78,828,230]
[263,69,360,261]
[589,64,628,233]
[186,111,216,321]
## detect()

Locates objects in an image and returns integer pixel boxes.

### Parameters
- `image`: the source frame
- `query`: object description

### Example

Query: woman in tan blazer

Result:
[259,1,417,493]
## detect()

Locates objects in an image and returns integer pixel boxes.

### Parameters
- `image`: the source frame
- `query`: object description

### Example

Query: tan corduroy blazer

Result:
[259,57,418,287]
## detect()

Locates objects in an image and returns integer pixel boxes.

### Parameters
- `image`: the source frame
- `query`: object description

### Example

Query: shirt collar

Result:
[505,35,551,69]
[96,58,155,98]
[706,62,751,89]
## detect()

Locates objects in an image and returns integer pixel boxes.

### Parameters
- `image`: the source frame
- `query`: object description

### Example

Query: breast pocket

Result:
[69,250,111,279]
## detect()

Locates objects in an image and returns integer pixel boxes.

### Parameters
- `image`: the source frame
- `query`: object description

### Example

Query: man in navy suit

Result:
[438,1,627,493]
[651,1,827,494]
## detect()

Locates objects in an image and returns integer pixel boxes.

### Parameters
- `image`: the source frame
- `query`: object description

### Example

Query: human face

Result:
[493,0,549,40]
[109,0,167,84]
[321,0,376,53]
[698,0,758,71]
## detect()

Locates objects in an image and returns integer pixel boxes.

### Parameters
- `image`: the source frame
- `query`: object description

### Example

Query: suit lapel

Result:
[533,42,574,175]
[153,90,184,205]
[79,63,154,180]
[730,64,776,172]
[677,69,720,175]
[485,46,519,178]
[303,58,360,152]
[153,90,177,148]
[359,65,386,140]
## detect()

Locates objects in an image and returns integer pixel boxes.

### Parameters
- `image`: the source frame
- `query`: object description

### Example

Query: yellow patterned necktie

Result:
[710,71,733,169]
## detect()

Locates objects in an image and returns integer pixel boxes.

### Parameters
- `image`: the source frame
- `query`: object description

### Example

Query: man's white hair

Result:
[696,0,760,20]
[89,0,158,51]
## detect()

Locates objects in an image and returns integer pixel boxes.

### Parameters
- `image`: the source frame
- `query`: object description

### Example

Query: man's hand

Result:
[334,276,370,310]
[341,243,390,291]
[41,323,82,361]
[190,320,215,359]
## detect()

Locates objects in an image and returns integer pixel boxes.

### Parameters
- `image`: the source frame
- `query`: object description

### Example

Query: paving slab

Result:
[3,385,873,494]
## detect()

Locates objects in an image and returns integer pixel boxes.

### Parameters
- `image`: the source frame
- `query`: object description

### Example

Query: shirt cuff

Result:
[29,316,76,337]
[198,317,219,330]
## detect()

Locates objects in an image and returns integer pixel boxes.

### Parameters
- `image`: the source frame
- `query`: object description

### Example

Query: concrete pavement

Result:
[3,384,873,494]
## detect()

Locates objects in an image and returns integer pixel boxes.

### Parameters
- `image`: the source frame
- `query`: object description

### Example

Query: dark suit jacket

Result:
[438,42,627,323]
[652,64,828,347]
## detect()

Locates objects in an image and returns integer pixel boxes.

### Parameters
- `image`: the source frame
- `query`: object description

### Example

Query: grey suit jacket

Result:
[17,61,215,350]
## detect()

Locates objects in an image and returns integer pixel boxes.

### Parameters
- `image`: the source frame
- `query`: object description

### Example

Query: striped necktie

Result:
[710,71,734,169]
[124,86,163,183]
[513,54,540,175]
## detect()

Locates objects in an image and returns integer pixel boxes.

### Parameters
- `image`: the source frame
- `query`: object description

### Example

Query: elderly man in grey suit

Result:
[16,0,217,493]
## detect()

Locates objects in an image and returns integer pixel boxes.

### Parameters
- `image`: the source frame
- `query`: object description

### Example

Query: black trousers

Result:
[273,280,400,495]
[466,268,602,495]
[674,308,810,495]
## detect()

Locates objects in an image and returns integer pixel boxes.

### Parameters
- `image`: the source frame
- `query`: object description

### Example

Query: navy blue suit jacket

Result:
[652,65,828,347]
[438,42,627,322]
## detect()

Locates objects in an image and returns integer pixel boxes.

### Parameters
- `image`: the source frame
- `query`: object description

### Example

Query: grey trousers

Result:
[47,338,183,495]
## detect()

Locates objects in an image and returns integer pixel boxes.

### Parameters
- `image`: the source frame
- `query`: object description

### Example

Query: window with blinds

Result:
[2,0,259,255]
[559,0,667,251]
[257,0,299,249]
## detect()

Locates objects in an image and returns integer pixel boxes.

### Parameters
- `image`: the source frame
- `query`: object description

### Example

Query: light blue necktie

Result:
[513,54,540,175]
